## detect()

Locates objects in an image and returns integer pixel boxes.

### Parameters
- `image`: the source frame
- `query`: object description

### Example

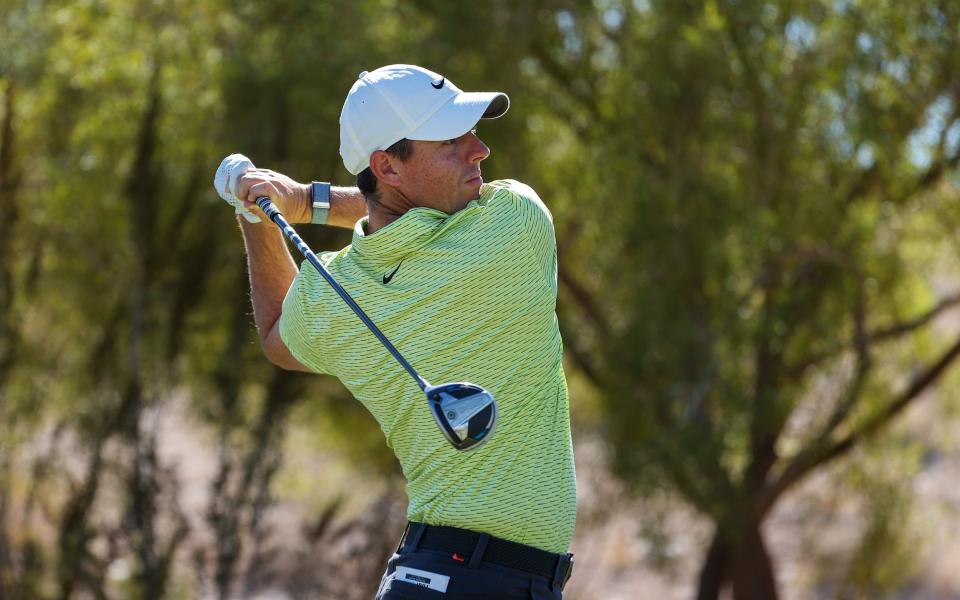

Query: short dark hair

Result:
[357,138,414,202]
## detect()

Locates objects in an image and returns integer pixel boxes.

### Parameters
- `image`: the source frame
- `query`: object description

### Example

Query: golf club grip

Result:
[254,196,430,391]
[255,196,281,220]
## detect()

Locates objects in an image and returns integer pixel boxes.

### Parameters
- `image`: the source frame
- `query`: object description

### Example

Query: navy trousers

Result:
[375,525,569,599]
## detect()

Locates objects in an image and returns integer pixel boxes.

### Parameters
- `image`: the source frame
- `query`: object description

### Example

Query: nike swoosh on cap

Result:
[431,77,445,89]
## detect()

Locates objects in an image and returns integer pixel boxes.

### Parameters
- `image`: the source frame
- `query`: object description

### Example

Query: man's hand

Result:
[236,168,312,224]
[214,154,261,222]
[214,154,313,224]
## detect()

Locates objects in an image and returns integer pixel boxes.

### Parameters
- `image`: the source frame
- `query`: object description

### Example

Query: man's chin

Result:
[466,178,484,198]
[449,194,481,214]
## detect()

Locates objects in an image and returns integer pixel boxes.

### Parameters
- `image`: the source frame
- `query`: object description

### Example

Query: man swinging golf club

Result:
[215,64,576,599]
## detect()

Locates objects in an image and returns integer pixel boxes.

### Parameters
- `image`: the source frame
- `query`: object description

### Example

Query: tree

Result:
[4,0,959,597]
[0,0,419,596]
[510,1,960,598]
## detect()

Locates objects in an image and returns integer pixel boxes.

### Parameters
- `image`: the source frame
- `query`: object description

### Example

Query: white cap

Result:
[339,64,510,175]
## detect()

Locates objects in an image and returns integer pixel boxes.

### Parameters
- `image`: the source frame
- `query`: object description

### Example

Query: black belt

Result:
[399,522,574,591]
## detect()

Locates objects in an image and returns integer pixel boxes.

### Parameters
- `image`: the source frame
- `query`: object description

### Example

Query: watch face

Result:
[312,182,331,207]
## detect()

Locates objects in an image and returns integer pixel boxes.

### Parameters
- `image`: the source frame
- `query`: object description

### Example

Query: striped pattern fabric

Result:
[279,180,576,553]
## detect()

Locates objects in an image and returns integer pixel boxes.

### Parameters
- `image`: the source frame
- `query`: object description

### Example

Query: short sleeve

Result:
[486,180,558,295]
[278,260,333,375]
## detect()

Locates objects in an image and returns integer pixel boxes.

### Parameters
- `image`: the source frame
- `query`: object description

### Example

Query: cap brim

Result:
[406,92,510,142]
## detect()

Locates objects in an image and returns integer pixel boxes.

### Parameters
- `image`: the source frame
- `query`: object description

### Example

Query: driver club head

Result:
[425,383,498,451]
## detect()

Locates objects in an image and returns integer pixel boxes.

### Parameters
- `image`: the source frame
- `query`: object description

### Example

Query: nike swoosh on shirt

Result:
[383,262,403,284]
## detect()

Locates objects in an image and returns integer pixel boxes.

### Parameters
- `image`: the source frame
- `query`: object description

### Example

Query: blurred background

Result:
[2,0,960,598]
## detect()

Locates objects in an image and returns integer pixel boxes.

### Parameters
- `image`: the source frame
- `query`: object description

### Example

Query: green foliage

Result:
[1,0,959,598]
[492,0,960,596]
[838,440,924,598]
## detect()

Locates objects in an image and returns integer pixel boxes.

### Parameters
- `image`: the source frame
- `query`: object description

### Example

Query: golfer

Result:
[219,64,575,599]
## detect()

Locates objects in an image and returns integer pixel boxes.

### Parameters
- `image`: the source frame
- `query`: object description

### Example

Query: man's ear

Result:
[370,150,402,187]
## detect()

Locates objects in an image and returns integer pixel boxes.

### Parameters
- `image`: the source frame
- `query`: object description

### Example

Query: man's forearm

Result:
[278,183,366,228]
[283,183,366,228]
[326,186,367,229]
[239,217,299,341]
[237,170,366,229]
[238,183,364,334]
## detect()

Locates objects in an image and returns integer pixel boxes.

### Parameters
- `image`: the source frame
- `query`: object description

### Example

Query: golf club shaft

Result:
[255,196,430,391]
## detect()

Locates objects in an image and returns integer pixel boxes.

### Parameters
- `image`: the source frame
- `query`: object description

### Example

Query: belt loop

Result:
[551,553,572,592]
[467,533,490,569]
[407,522,426,551]
[394,523,411,554]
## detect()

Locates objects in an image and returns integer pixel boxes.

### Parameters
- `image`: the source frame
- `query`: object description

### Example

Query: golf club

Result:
[254,196,498,451]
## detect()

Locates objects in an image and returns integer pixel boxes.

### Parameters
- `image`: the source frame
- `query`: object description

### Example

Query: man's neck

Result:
[366,187,419,234]
[365,188,471,235]
[366,202,405,235]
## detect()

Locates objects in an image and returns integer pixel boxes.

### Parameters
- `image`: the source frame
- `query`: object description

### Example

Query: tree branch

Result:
[761,333,960,515]
[745,248,843,492]
[892,84,960,204]
[527,30,668,174]
[724,13,773,204]
[0,81,21,392]
[818,279,873,439]
[873,292,960,341]
[528,36,605,125]
[557,319,603,386]
[787,291,960,378]
[900,145,960,202]
[557,267,610,338]
[843,162,881,205]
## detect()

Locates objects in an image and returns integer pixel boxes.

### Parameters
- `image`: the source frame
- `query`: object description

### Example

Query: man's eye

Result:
[443,138,457,145]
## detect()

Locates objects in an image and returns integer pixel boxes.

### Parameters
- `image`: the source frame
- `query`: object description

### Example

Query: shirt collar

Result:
[350,206,448,265]
[348,186,494,265]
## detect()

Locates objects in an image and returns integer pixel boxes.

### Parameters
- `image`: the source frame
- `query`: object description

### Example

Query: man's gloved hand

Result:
[214,153,261,223]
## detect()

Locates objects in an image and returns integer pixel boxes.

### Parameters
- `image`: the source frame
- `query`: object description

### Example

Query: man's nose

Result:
[466,132,491,163]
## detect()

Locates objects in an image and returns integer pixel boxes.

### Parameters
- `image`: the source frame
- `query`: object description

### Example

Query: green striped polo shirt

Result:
[279,179,576,553]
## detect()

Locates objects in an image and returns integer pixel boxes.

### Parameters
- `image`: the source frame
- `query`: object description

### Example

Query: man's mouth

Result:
[466,173,483,185]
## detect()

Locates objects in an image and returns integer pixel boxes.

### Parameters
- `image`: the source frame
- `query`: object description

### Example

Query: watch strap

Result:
[310,181,331,224]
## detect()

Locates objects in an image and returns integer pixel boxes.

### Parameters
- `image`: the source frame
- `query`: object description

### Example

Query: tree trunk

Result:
[0,82,22,395]
[696,530,730,600]
[730,524,777,600]
[696,522,778,600]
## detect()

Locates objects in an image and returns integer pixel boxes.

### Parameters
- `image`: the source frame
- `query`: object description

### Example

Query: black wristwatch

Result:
[310,181,331,224]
